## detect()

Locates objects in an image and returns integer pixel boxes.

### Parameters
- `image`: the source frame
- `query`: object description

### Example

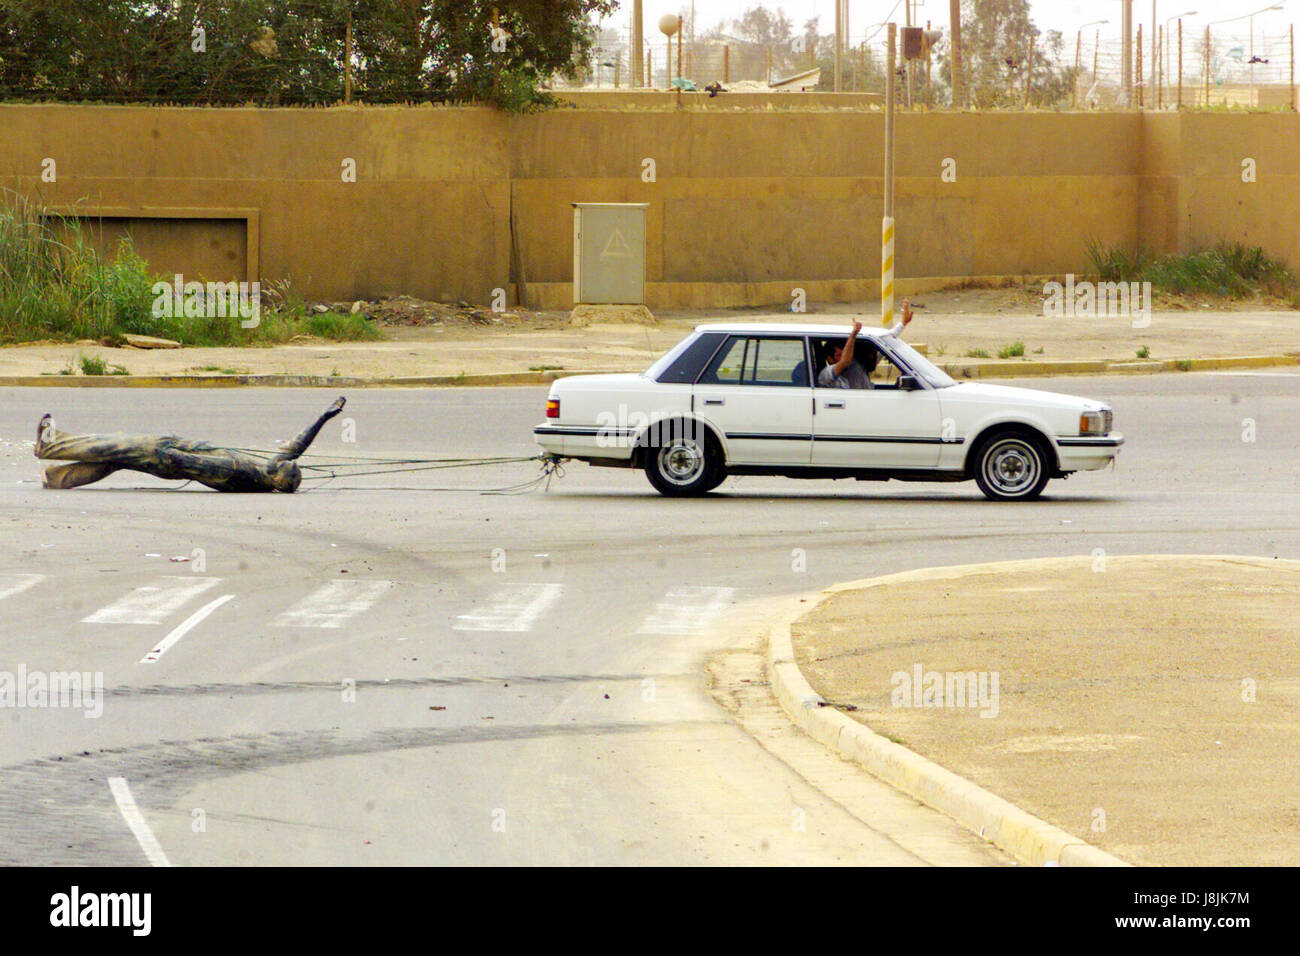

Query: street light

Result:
[1208,3,1285,107]
[1074,19,1109,109]
[1164,11,1196,106]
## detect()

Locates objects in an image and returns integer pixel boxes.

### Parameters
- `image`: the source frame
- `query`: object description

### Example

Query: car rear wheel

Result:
[644,431,721,497]
[973,432,1051,501]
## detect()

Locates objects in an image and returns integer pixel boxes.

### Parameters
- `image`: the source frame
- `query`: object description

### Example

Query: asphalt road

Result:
[1,370,1296,866]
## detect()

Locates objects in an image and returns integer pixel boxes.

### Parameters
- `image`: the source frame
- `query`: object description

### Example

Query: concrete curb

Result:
[0,369,619,389]
[940,352,1300,379]
[769,564,1133,868]
[0,353,1294,388]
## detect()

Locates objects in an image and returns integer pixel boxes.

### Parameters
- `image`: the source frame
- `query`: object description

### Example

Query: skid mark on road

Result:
[638,586,736,634]
[0,572,44,603]
[84,577,221,625]
[274,580,394,628]
[454,583,563,632]
[0,720,707,865]
[101,671,675,698]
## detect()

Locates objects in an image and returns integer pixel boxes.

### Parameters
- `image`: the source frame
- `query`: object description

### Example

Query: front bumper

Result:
[1055,432,1125,471]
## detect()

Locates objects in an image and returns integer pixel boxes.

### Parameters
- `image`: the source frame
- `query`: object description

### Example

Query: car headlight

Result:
[1079,408,1112,436]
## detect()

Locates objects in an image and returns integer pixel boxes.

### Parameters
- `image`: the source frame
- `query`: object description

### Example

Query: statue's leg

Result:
[42,462,121,489]
[35,415,162,468]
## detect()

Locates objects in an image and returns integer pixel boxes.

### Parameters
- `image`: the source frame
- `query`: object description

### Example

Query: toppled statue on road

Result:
[35,397,346,493]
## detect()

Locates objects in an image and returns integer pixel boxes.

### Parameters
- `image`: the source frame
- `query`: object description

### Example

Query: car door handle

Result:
[824,401,845,409]
[703,398,725,406]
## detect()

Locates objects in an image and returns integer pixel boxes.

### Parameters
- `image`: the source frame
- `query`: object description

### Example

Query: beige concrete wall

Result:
[1,103,1295,309]
[1,104,512,302]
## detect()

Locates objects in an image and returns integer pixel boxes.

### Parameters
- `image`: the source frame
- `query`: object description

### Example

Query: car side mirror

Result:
[898,374,921,390]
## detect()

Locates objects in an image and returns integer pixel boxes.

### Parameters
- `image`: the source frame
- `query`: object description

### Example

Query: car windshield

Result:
[882,335,956,388]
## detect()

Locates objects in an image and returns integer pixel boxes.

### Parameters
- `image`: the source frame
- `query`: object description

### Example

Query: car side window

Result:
[699,336,748,384]
[743,338,808,387]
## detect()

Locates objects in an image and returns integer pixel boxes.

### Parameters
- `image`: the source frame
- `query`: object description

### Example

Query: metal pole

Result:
[1123,0,1133,102]
[723,45,729,84]
[949,0,965,108]
[835,0,843,91]
[1177,20,1183,107]
[689,0,695,78]
[1137,24,1144,106]
[882,23,897,328]
[1024,38,1034,107]
[1205,26,1211,105]
[677,28,682,84]
[1074,30,1083,108]
[1292,24,1296,110]
[1094,30,1101,99]
[1152,0,1158,104]
[926,19,933,107]
[632,0,643,86]
[1157,25,1163,107]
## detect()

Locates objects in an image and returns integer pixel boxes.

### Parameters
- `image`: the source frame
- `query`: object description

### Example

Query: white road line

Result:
[638,586,736,634]
[139,593,235,664]
[107,777,172,867]
[454,583,563,632]
[83,577,220,625]
[274,579,394,628]
[0,573,44,602]
[1205,370,1300,377]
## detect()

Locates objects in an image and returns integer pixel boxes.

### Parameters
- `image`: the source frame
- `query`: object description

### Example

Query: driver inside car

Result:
[818,298,914,389]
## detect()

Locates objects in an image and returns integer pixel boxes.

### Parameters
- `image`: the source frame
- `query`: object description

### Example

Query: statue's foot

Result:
[36,414,53,451]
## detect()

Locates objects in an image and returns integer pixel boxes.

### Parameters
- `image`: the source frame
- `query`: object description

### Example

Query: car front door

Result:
[811,338,944,469]
[693,335,813,466]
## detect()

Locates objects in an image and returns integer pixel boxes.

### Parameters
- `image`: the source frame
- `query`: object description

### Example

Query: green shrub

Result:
[1083,239,1298,299]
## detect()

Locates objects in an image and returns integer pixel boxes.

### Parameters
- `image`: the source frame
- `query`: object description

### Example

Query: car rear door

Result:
[810,337,944,469]
[693,335,813,466]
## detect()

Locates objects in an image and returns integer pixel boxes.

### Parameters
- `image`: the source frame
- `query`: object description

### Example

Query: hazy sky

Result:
[602,1,1292,42]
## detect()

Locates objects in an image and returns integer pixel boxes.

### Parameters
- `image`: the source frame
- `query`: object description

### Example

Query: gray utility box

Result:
[572,203,648,304]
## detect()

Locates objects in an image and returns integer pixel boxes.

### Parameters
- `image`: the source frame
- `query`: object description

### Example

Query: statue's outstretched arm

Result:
[272,397,346,463]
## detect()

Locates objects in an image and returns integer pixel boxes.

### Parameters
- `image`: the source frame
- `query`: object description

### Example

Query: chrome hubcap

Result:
[658,439,705,485]
[985,439,1038,494]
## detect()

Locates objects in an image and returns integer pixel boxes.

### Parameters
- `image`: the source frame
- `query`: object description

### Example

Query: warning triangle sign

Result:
[600,227,633,259]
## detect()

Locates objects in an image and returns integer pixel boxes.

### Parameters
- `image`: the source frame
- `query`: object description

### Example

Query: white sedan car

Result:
[533,322,1123,500]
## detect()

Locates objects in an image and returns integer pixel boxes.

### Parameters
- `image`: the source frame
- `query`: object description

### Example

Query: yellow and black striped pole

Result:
[882,23,897,327]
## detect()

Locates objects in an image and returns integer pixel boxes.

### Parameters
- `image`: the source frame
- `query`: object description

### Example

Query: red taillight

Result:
[545,399,560,419]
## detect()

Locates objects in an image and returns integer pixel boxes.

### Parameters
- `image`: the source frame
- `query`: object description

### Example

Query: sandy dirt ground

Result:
[2,288,1296,380]
[790,555,1300,866]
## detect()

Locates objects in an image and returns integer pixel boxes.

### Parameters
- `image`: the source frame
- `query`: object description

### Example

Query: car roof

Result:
[693,322,895,339]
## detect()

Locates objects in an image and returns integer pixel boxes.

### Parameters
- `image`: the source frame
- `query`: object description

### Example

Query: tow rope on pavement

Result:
[223,448,567,494]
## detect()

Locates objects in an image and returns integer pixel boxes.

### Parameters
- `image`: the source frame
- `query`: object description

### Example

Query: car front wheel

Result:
[973,432,1051,501]
[644,432,720,497]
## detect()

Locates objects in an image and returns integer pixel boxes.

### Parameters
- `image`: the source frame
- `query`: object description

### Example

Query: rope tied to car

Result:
[221,448,566,494]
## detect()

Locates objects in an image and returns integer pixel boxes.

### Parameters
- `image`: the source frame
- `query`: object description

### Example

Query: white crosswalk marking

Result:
[275,580,394,628]
[638,586,736,634]
[83,577,221,625]
[0,573,44,603]
[454,583,563,632]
